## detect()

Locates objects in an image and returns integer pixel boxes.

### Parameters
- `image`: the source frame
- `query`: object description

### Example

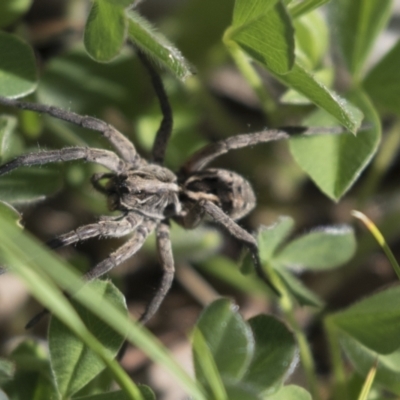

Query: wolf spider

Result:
[0,53,344,324]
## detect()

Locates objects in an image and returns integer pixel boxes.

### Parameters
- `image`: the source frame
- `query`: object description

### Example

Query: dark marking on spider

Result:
[0,51,346,325]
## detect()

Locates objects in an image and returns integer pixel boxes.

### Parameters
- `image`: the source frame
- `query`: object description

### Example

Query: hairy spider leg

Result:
[47,213,143,249]
[0,147,126,176]
[200,200,280,296]
[137,51,173,165]
[83,219,157,281]
[0,96,140,166]
[181,126,346,173]
[140,222,175,324]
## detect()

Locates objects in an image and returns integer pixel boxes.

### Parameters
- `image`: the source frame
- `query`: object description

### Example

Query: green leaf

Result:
[281,68,333,104]
[192,329,227,400]
[0,166,63,204]
[127,11,193,80]
[272,62,363,133]
[364,40,400,116]
[227,0,295,74]
[200,256,268,296]
[2,339,57,400]
[0,201,21,227]
[0,216,205,400]
[329,286,400,354]
[194,299,254,382]
[267,385,312,400]
[102,0,133,6]
[84,0,127,62]
[293,10,328,69]
[274,225,356,270]
[340,333,400,394]
[0,358,14,386]
[0,32,38,97]
[49,280,128,398]
[223,385,259,400]
[144,222,222,262]
[289,89,379,200]
[274,268,324,307]
[289,0,330,18]
[0,116,17,162]
[74,386,156,400]
[257,217,295,262]
[329,0,393,80]
[0,0,32,28]
[242,315,297,393]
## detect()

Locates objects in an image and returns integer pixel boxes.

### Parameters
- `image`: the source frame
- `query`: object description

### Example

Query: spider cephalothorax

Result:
[0,52,343,324]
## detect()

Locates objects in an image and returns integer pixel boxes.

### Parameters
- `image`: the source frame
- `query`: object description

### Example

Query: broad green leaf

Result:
[0,358,14,386]
[242,315,297,393]
[0,32,38,97]
[289,89,379,200]
[84,0,127,62]
[0,201,21,227]
[2,339,57,400]
[102,0,133,6]
[192,329,227,400]
[274,225,356,270]
[267,385,312,400]
[294,10,328,69]
[0,166,63,204]
[127,11,193,80]
[74,386,156,400]
[195,299,254,382]
[232,0,279,26]
[144,222,222,262]
[281,68,333,104]
[329,286,400,354]
[227,0,295,74]
[274,268,324,307]
[289,0,330,18]
[340,333,400,394]
[0,0,32,28]
[258,217,295,262]
[329,0,393,80]
[364,40,400,116]
[200,256,268,296]
[49,280,127,398]
[0,216,205,400]
[223,385,259,400]
[272,62,363,133]
[0,116,17,162]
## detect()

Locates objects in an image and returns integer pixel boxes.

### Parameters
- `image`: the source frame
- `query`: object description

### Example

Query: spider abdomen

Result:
[180,168,256,225]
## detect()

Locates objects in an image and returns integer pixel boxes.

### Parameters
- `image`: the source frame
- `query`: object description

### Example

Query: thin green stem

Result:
[269,268,320,400]
[324,318,349,400]
[352,210,400,280]
[223,31,277,117]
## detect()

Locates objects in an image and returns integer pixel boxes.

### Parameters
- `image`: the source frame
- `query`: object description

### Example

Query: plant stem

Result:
[324,318,349,400]
[223,31,277,117]
[269,268,321,400]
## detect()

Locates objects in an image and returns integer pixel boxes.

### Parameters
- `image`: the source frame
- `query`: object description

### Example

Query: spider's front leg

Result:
[200,200,280,296]
[0,147,126,176]
[0,96,140,165]
[83,219,157,282]
[47,213,143,250]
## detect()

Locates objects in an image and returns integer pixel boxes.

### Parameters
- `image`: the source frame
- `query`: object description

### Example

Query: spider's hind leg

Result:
[200,200,280,296]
